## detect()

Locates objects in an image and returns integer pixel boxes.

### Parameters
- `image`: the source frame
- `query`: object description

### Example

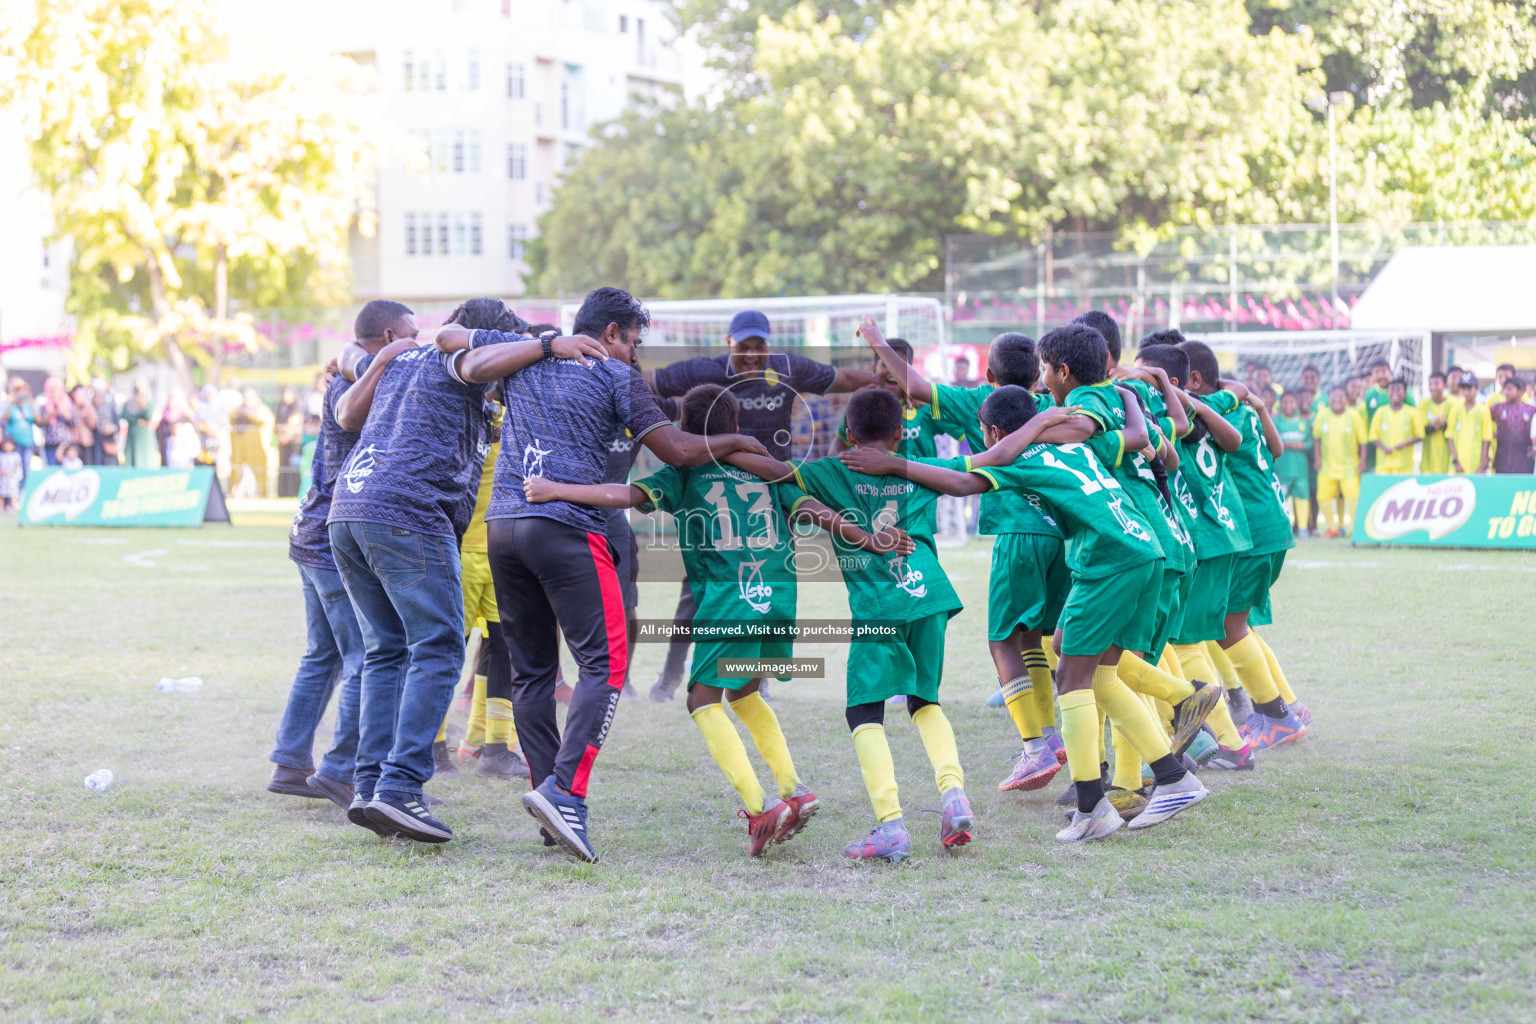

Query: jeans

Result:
[269,561,364,782]
[15,446,32,489]
[329,521,464,796]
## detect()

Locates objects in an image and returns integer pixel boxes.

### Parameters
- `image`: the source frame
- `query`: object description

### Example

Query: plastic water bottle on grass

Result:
[155,677,203,693]
[84,769,115,791]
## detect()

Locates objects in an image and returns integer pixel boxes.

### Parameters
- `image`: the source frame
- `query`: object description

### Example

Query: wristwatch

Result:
[540,331,556,359]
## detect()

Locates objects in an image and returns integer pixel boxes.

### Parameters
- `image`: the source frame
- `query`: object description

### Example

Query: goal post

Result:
[1177,329,1432,393]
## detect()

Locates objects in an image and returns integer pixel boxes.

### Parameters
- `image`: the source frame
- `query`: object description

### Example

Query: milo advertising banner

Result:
[1353,474,1536,549]
[19,466,230,527]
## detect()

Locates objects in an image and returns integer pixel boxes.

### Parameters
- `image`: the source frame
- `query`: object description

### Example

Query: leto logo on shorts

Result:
[738,558,773,613]
[738,394,786,411]
[523,439,554,477]
[25,468,100,522]
[887,556,928,599]
[1365,477,1475,541]
[342,446,379,494]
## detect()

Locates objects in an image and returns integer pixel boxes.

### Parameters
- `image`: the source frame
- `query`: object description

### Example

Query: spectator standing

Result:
[36,377,74,465]
[122,379,160,468]
[304,371,327,420]
[1489,377,1535,475]
[1272,390,1312,534]
[70,385,99,465]
[1447,373,1494,475]
[0,436,20,511]
[1484,363,1516,406]
[275,386,304,470]
[155,388,194,465]
[229,387,274,497]
[93,379,121,465]
[4,379,36,488]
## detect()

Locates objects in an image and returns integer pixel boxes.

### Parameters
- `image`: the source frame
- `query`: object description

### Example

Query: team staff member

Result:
[438,287,770,864]
[644,309,876,701]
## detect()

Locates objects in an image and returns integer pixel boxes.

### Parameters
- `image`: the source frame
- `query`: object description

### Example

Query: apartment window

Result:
[563,142,582,169]
[506,62,525,99]
[636,18,645,64]
[507,143,527,180]
[466,49,481,92]
[508,223,528,260]
[618,14,627,31]
[535,182,548,205]
[437,213,450,255]
[452,214,467,255]
[468,134,482,173]
[470,213,483,256]
[419,213,433,255]
[562,64,584,132]
[452,131,465,174]
[432,131,450,173]
[404,213,418,256]
[403,50,414,90]
[435,50,447,91]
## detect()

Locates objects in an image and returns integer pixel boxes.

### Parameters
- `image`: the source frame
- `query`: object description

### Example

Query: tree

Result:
[0,0,376,386]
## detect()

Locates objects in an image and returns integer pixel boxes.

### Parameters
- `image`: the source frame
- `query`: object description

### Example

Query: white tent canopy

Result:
[1350,245,1536,333]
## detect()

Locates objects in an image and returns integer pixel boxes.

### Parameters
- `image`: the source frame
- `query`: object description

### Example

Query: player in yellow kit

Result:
[1312,384,1367,537]
[1367,378,1422,474]
[1447,372,1494,474]
[1417,371,1455,474]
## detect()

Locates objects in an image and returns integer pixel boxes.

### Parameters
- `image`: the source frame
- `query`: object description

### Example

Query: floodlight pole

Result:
[1328,98,1338,328]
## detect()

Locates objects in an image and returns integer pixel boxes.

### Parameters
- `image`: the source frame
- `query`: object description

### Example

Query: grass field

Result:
[4,519,1535,1023]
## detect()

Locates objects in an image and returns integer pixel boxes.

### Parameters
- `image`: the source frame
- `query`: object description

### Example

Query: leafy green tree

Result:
[0,0,375,385]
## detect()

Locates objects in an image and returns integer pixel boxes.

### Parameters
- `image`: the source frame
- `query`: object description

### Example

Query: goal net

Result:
[1176,329,1432,394]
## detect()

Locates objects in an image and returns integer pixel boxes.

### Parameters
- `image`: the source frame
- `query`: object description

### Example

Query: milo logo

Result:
[1365,477,1474,541]
[25,469,100,522]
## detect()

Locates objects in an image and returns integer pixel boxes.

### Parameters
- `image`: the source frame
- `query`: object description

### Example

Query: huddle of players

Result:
[265,291,1308,863]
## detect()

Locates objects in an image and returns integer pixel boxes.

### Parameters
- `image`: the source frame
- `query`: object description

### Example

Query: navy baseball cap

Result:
[728,310,770,342]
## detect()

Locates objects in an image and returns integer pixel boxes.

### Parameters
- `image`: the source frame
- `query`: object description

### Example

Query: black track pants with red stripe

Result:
[486,516,628,798]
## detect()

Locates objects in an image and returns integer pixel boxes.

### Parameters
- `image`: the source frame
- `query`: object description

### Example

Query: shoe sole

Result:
[999,761,1062,792]
[750,805,792,857]
[843,847,911,863]
[1126,784,1208,830]
[775,797,819,844]
[1170,686,1222,756]
[347,804,402,839]
[364,800,453,844]
[267,780,327,799]
[522,789,598,864]
[1247,723,1306,751]
[1207,756,1255,771]
[1056,813,1123,843]
[476,762,531,780]
[304,774,354,811]
[941,821,974,849]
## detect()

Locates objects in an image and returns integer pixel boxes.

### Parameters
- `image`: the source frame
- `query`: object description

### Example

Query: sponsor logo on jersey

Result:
[887,555,928,598]
[1173,472,1199,519]
[342,445,379,494]
[739,393,787,412]
[738,558,774,613]
[1364,476,1475,541]
[523,438,554,477]
[1207,481,1236,530]
[607,435,635,454]
[1107,495,1153,542]
[901,425,921,441]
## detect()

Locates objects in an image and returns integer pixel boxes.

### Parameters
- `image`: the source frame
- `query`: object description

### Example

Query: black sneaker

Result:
[365,790,453,844]
[539,827,558,847]
[432,740,459,777]
[305,771,354,811]
[476,742,530,779]
[348,789,402,839]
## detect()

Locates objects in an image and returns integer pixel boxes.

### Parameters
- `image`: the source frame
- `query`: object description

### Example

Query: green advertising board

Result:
[1352,473,1536,549]
[19,466,230,527]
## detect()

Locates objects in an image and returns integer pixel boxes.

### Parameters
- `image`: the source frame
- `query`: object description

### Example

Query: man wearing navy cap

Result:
[646,309,875,700]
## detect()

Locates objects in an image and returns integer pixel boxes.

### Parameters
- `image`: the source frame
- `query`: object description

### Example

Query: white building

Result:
[307,0,686,305]
[0,113,71,383]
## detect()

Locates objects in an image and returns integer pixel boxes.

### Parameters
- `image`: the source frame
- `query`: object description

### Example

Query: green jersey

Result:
[1066,382,1190,573]
[792,456,963,624]
[1175,390,1253,558]
[634,464,805,624]
[929,382,1061,538]
[969,442,1161,582]
[1273,413,1311,481]
[1219,402,1296,557]
[837,401,959,460]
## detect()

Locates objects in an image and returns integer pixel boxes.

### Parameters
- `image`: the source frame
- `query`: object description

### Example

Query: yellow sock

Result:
[1291,496,1308,531]
[1226,632,1281,703]
[1090,664,1171,762]
[1058,689,1100,782]
[1255,632,1298,704]
[1206,641,1240,690]
[1343,495,1358,534]
[463,674,489,748]
[1110,723,1142,790]
[1000,673,1040,741]
[729,691,799,798]
[1041,639,1059,673]
[1117,651,1196,704]
[484,697,517,747]
[851,724,902,822]
[1206,694,1244,748]
[1024,648,1054,733]
[1153,696,1175,734]
[911,704,964,794]
[435,709,449,744]
[1320,497,1340,534]
[1158,647,1185,681]
[1171,643,1216,687]
[1096,704,1108,764]
[691,704,765,814]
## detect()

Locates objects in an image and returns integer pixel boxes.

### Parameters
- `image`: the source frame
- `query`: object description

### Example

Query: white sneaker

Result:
[1056,796,1124,843]
[1127,771,1208,830]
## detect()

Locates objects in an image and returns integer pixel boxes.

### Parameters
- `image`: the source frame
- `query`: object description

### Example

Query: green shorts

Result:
[1171,552,1237,645]
[1227,550,1287,618]
[690,639,793,690]
[987,533,1070,641]
[1278,474,1310,501]
[1057,559,1163,657]
[846,613,948,706]
[1237,550,1288,627]
[1147,566,1193,662]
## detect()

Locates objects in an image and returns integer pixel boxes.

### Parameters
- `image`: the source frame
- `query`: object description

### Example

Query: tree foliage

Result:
[0,0,376,384]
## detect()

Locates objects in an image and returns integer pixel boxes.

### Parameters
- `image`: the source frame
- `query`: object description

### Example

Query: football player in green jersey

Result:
[523,384,908,857]
[857,319,1072,795]
[832,336,962,460]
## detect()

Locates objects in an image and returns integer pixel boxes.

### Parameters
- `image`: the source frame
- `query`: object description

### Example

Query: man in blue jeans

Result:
[328,300,612,844]
[266,300,418,809]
